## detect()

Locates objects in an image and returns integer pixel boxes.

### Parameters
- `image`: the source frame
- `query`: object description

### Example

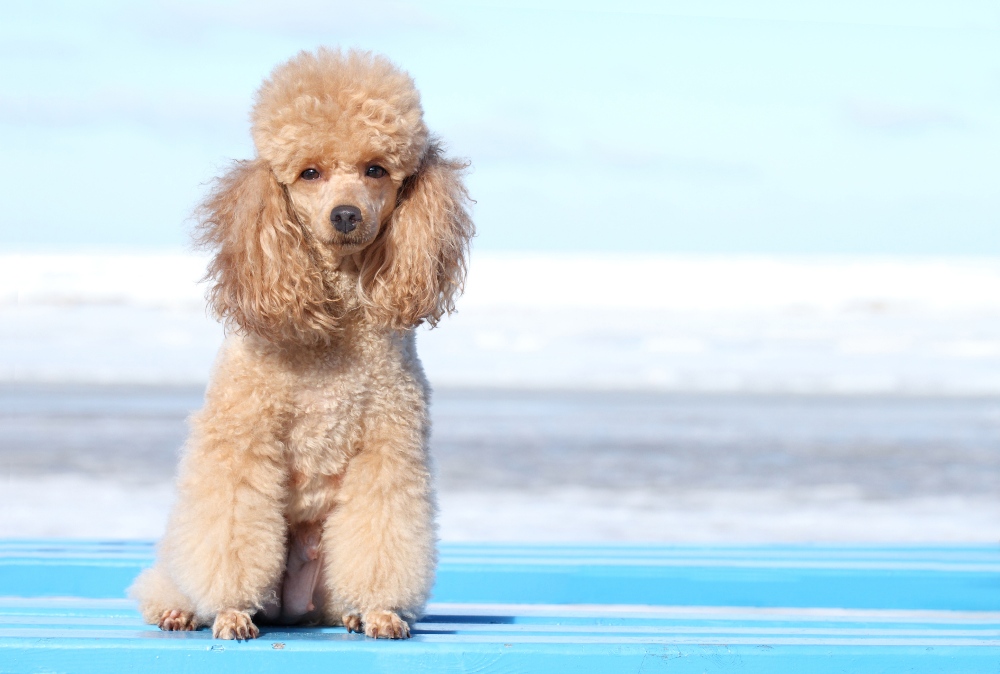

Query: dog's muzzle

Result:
[330,205,363,234]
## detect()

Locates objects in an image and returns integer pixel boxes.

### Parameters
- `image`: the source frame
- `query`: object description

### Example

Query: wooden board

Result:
[1,541,997,672]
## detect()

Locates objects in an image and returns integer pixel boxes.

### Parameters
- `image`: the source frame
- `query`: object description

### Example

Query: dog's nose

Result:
[330,205,363,234]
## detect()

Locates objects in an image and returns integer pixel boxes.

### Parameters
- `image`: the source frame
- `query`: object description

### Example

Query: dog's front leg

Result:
[158,384,290,640]
[322,416,436,639]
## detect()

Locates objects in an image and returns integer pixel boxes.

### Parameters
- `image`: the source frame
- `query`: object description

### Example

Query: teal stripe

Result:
[1,542,998,672]
[2,543,998,610]
[1,629,999,646]
[0,601,997,634]
[1,638,998,674]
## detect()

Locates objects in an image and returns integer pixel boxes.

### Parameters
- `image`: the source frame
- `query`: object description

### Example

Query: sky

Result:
[1,1,998,253]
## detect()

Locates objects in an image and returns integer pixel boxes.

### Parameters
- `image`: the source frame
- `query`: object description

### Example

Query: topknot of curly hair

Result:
[251,48,430,184]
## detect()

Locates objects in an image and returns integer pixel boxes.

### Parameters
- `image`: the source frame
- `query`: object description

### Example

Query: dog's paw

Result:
[158,609,196,631]
[342,613,363,634]
[212,610,259,640]
[363,610,410,639]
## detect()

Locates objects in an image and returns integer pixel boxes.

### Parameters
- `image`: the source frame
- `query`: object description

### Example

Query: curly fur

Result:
[130,47,473,640]
[196,158,345,344]
[359,144,473,329]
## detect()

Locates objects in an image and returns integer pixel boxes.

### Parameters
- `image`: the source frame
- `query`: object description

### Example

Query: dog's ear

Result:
[196,159,339,343]
[359,142,475,329]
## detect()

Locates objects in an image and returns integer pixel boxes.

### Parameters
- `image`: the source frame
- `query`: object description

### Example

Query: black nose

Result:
[330,205,363,233]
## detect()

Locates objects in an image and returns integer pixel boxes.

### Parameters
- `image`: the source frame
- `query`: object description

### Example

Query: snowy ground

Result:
[1,252,998,541]
[4,252,1000,393]
[5,474,996,542]
[2,385,997,542]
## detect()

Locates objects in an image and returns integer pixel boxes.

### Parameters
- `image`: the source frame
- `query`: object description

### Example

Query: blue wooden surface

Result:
[1,541,998,672]
[2,541,998,610]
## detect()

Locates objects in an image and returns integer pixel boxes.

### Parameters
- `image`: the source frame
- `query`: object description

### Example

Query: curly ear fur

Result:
[196,159,341,344]
[359,142,475,330]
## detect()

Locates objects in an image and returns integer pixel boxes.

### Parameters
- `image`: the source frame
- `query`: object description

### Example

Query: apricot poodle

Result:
[130,48,473,640]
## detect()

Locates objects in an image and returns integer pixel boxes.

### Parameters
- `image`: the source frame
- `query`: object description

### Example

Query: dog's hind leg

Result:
[130,564,200,631]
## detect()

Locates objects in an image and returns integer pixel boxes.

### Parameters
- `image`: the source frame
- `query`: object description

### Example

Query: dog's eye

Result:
[300,168,321,180]
[365,165,387,179]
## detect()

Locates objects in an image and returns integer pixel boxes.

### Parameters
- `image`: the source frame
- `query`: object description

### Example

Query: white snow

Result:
[3,251,997,543]
[2,476,996,543]
[5,251,999,394]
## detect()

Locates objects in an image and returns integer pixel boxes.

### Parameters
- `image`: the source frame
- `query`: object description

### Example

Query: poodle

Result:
[130,48,474,640]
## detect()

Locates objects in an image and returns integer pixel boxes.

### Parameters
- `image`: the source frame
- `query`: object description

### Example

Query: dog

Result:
[130,47,473,640]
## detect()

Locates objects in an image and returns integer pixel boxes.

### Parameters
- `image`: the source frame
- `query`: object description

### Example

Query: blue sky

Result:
[2,1,998,253]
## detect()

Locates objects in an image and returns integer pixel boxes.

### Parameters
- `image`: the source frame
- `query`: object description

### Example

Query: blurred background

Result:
[1,1,999,541]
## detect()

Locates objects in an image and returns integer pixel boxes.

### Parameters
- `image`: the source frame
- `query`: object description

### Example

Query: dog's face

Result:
[286,156,400,252]
[197,49,473,341]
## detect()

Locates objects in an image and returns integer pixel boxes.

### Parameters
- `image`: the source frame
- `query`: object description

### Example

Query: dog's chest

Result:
[283,368,369,524]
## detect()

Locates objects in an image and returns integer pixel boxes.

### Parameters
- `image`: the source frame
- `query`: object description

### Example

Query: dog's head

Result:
[197,48,474,344]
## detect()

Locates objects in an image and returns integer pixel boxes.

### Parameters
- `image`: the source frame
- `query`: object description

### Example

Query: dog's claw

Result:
[363,610,410,639]
[213,610,259,640]
[343,613,363,633]
[159,609,196,631]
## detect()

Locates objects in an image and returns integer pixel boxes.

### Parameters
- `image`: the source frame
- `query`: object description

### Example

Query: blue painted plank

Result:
[0,596,998,673]
[2,542,997,611]
[1,632,998,673]
[433,564,1000,611]
[1,540,998,674]
[3,597,998,631]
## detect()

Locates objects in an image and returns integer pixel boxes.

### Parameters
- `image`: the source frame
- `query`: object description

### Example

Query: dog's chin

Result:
[325,232,376,253]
